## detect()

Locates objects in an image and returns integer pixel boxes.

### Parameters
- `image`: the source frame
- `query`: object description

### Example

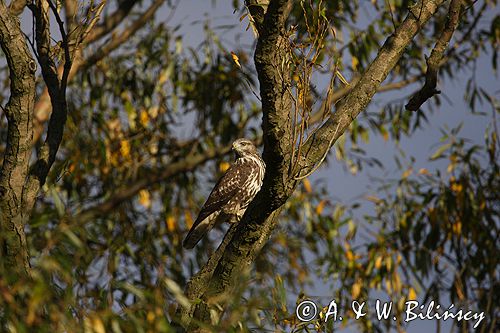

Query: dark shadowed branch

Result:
[33,0,166,142]
[406,0,463,111]
[24,0,73,212]
[0,0,37,278]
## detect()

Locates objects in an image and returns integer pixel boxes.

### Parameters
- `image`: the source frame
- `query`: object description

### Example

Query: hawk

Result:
[183,138,265,249]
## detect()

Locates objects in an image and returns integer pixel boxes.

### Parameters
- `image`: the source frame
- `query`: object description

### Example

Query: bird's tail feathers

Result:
[182,212,219,249]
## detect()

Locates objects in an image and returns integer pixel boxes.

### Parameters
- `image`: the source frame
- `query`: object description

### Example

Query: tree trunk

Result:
[0,3,37,280]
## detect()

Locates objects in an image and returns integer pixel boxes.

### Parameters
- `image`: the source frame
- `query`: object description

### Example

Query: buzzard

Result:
[183,138,265,249]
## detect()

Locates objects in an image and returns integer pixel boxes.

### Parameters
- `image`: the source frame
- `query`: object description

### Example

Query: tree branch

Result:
[182,0,295,330]
[75,142,233,221]
[32,0,165,143]
[405,0,463,111]
[299,0,447,176]
[0,1,37,279]
[86,0,138,43]
[80,0,164,70]
[8,0,28,15]
[24,0,73,211]
[181,0,449,330]
[309,74,422,124]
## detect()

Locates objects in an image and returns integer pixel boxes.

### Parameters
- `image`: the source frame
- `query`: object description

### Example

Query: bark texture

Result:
[0,0,72,281]
[0,0,37,278]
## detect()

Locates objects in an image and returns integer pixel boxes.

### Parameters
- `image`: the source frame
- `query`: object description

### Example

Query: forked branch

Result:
[406,0,463,111]
[24,0,74,210]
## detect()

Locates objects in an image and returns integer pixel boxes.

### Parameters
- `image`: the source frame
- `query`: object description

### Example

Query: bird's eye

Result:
[241,142,247,146]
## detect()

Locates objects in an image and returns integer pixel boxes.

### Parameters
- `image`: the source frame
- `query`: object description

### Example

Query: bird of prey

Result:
[183,138,265,249]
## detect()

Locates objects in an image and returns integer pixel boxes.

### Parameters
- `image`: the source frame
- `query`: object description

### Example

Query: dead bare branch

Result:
[406,0,463,111]
[25,0,73,211]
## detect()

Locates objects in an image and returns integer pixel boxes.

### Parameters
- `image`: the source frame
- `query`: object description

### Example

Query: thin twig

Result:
[294,122,340,180]
[406,0,463,111]
[386,0,397,31]
[46,0,72,90]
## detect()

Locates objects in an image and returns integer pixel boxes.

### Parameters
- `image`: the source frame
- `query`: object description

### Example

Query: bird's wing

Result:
[182,159,252,247]
[193,158,251,226]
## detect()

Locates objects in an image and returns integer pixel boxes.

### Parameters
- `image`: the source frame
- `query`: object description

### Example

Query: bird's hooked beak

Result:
[232,141,242,157]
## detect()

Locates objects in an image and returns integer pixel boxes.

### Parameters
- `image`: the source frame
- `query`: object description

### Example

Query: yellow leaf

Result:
[402,168,413,179]
[27,305,36,325]
[184,210,193,229]
[231,51,241,68]
[120,140,130,159]
[366,195,382,204]
[352,56,359,71]
[139,110,149,127]
[480,200,486,210]
[107,118,121,135]
[418,168,431,175]
[451,182,463,193]
[392,272,401,293]
[158,70,169,85]
[84,317,92,333]
[380,126,389,142]
[408,287,417,300]
[374,256,383,269]
[396,253,402,265]
[149,106,159,119]
[400,214,408,228]
[452,221,462,235]
[336,69,350,86]
[385,256,392,271]
[351,280,361,299]
[385,279,392,294]
[303,178,312,193]
[91,317,106,333]
[219,161,230,173]
[120,91,132,102]
[346,249,355,262]
[166,215,176,232]
[316,200,327,215]
[147,311,155,323]
[138,190,151,209]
